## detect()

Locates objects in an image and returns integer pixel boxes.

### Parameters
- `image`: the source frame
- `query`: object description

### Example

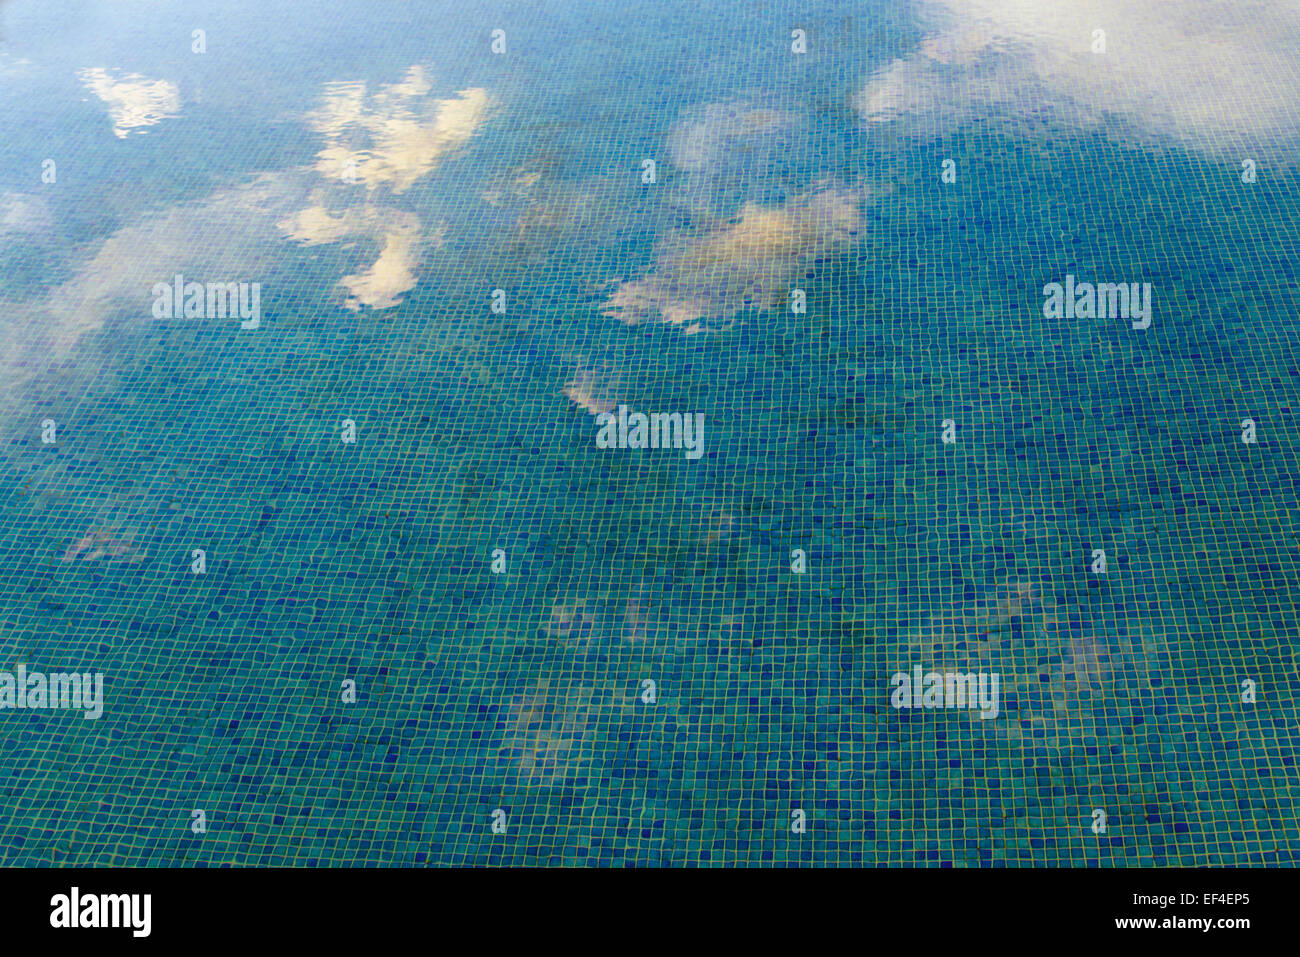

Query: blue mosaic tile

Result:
[0,0,1297,867]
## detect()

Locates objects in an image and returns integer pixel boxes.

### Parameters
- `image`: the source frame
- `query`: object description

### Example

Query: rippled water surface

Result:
[0,0,1298,865]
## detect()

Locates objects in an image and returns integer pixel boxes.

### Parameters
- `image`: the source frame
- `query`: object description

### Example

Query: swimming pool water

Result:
[0,0,1298,866]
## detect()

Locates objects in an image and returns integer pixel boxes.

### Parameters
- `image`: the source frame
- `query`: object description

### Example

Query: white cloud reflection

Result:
[857,0,1300,154]
[309,68,490,193]
[5,63,490,381]
[602,186,860,333]
[78,68,180,138]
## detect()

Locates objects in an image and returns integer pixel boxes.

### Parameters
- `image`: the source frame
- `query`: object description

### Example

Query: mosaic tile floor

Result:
[0,0,1298,866]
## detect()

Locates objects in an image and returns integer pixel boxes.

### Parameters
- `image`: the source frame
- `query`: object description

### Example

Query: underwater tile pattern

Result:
[0,0,1298,866]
